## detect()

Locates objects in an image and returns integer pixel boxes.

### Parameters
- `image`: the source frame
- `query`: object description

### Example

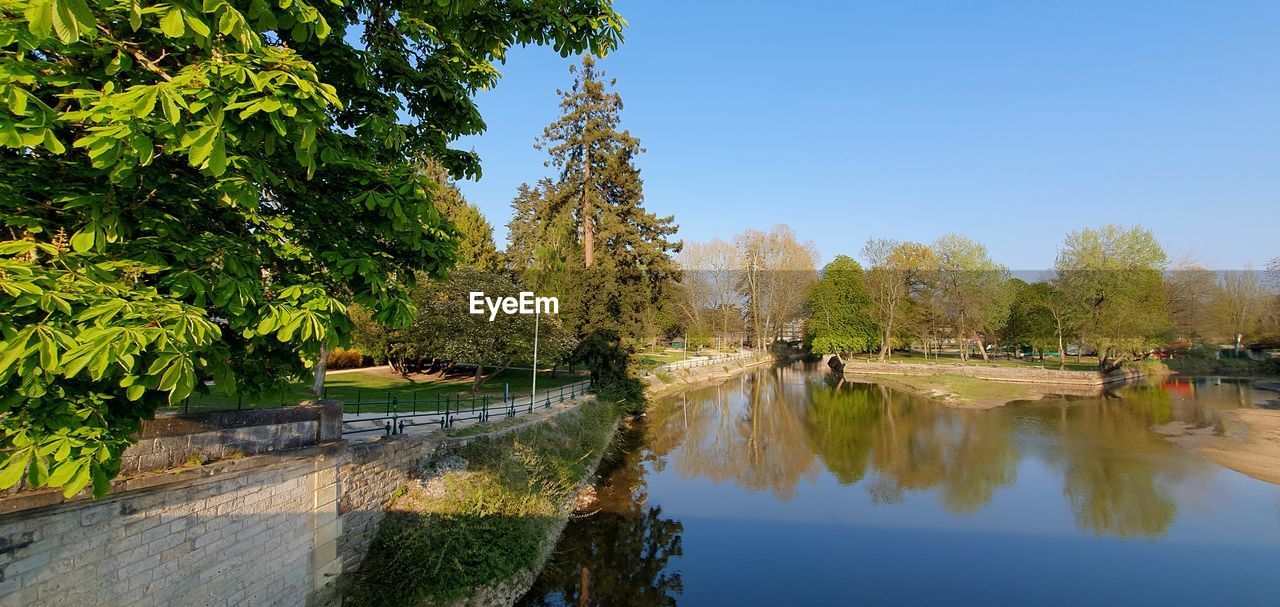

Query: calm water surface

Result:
[518,363,1280,606]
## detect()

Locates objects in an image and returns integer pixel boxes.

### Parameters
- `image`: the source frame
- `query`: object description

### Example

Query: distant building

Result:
[778,318,805,343]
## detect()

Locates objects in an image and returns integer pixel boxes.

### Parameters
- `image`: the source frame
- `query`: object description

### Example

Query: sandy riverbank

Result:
[1155,409,1280,485]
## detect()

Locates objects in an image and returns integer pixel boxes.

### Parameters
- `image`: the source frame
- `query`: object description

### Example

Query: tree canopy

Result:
[422,161,502,272]
[805,255,877,361]
[0,0,625,497]
[511,56,679,344]
[1054,225,1169,371]
[931,234,1011,361]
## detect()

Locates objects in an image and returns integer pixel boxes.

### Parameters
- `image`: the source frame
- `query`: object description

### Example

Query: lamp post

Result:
[530,304,540,409]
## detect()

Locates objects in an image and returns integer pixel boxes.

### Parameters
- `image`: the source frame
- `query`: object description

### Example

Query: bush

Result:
[573,330,646,408]
[326,347,366,370]
[1165,354,1279,376]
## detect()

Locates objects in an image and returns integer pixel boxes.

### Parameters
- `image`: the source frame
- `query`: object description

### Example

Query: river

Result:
[517,362,1280,606]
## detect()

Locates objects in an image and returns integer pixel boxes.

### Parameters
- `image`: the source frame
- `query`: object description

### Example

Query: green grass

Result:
[632,349,690,369]
[870,373,1037,405]
[168,367,589,414]
[345,400,622,607]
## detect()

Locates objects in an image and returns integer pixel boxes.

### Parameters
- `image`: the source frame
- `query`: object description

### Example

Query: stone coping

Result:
[0,442,346,519]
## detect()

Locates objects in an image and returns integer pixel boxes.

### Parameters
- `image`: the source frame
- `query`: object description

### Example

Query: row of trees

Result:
[674,225,820,350]
[673,223,1277,373]
[799,225,1279,371]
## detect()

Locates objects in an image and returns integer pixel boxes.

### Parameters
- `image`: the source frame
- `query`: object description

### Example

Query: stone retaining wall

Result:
[0,392,597,607]
[839,360,1143,386]
[0,401,349,607]
[336,431,445,574]
[0,445,344,607]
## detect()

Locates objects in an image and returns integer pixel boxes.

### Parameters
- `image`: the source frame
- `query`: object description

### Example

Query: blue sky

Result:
[454,0,1279,270]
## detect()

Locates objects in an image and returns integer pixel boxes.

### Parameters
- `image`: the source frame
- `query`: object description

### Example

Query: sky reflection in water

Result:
[520,364,1280,606]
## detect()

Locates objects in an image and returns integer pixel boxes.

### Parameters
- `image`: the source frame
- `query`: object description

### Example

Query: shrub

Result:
[1165,354,1279,376]
[326,347,365,370]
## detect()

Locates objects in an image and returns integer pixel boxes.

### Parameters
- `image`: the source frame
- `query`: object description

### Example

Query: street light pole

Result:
[531,305,540,408]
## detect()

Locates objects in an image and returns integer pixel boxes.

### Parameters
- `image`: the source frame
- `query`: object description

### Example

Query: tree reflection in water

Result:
[1015,385,1184,537]
[650,365,1206,537]
[805,376,1019,514]
[521,365,1245,605]
[518,423,684,607]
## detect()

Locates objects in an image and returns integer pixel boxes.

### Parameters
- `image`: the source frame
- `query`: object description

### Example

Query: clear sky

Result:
[454,0,1279,271]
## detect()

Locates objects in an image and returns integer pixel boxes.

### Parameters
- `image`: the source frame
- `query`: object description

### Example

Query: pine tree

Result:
[420,162,503,272]
[529,56,680,342]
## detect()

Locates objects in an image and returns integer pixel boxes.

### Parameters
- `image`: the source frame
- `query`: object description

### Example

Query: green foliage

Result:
[421,161,503,272]
[348,400,620,607]
[1001,280,1061,354]
[574,329,644,405]
[931,234,1012,358]
[1,0,625,496]
[512,56,680,343]
[805,255,878,358]
[354,269,573,392]
[1055,225,1169,371]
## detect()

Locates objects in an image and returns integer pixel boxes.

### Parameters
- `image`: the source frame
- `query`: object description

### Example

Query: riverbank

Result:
[852,373,1105,408]
[839,360,1164,408]
[1156,408,1280,485]
[344,400,623,606]
[643,353,777,399]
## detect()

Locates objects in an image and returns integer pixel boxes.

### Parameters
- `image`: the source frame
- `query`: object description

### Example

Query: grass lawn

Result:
[169,367,590,414]
[867,373,1039,407]
[851,351,1101,372]
[633,349,690,368]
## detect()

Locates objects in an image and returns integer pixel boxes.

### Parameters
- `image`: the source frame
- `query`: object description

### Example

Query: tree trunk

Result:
[977,335,990,362]
[1055,318,1066,371]
[582,147,594,268]
[470,362,512,396]
[878,304,895,362]
[311,343,328,397]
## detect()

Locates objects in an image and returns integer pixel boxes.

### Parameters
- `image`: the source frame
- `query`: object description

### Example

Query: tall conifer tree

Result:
[525,56,680,342]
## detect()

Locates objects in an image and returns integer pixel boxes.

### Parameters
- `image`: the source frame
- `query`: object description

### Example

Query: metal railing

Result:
[651,351,765,373]
[339,379,593,437]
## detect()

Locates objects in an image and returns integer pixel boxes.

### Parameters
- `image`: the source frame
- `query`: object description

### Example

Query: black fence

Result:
[339,379,593,437]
